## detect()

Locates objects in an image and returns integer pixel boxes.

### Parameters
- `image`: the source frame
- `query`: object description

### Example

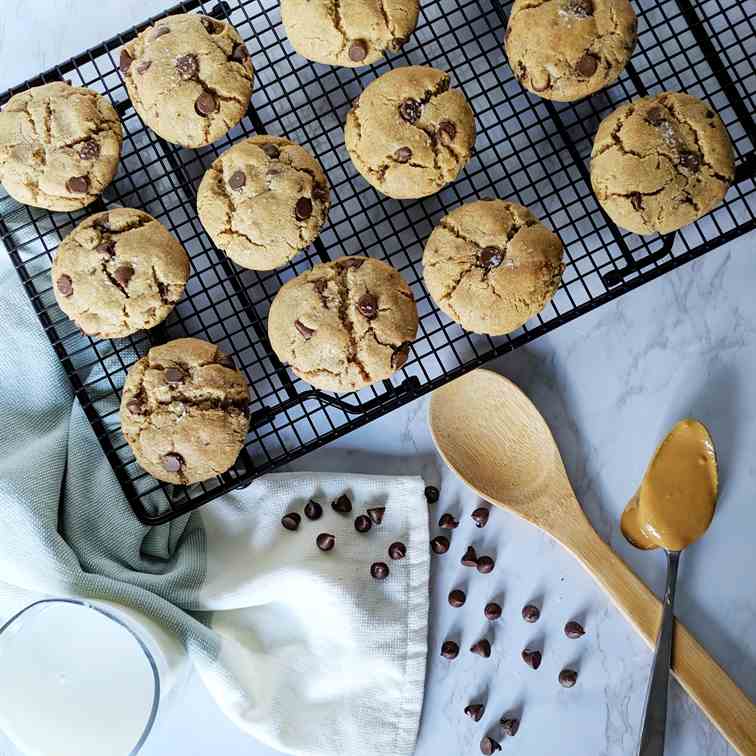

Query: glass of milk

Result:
[0,598,162,756]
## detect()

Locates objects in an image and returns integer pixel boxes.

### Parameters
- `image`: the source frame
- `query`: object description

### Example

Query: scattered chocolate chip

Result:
[630,192,643,211]
[341,257,365,269]
[152,25,170,39]
[119,49,133,73]
[448,589,466,608]
[295,197,313,221]
[565,620,585,638]
[316,532,335,551]
[229,170,246,190]
[231,43,249,63]
[472,506,490,528]
[332,494,352,514]
[261,143,280,159]
[114,264,134,287]
[294,319,315,339]
[480,736,501,755]
[389,35,408,50]
[304,500,323,520]
[367,506,385,525]
[388,541,406,559]
[500,717,519,737]
[470,639,492,658]
[461,546,478,567]
[465,704,485,722]
[441,640,459,659]
[281,513,301,531]
[479,247,504,270]
[679,151,701,172]
[312,184,329,202]
[136,60,152,75]
[165,367,185,384]
[161,452,184,473]
[438,513,459,529]
[576,53,598,77]
[521,649,542,669]
[705,109,715,119]
[477,556,495,574]
[66,176,89,194]
[424,485,440,503]
[431,536,449,554]
[354,514,372,533]
[391,343,410,370]
[195,91,218,116]
[522,604,540,623]
[565,0,594,16]
[126,398,144,415]
[97,241,115,258]
[78,140,100,160]
[646,106,666,126]
[200,16,221,33]
[484,602,502,620]
[399,98,422,124]
[559,669,578,687]
[348,39,368,62]
[175,53,199,79]
[371,561,389,580]
[394,146,412,163]
[56,274,73,297]
[217,353,235,368]
[438,120,457,144]
[357,293,378,319]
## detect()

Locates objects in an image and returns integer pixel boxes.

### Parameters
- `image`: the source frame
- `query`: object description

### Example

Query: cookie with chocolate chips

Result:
[344,66,475,199]
[423,199,564,335]
[505,0,637,101]
[591,92,735,234]
[281,0,419,68]
[0,82,122,211]
[267,256,418,392]
[118,13,253,148]
[121,337,249,485]
[197,135,330,270]
[52,208,190,338]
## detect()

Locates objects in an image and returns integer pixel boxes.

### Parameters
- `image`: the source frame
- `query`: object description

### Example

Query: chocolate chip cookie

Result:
[423,199,564,335]
[281,0,419,67]
[197,136,330,270]
[267,257,418,392]
[121,337,249,485]
[591,92,736,235]
[0,82,122,211]
[119,13,253,148]
[344,66,475,199]
[505,0,637,101]
[52,209,189,338]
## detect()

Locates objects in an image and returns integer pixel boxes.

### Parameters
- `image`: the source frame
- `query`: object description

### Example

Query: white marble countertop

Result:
[2,2,754,755]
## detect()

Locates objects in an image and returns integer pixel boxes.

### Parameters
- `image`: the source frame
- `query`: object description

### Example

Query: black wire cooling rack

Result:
[1,0,754,524]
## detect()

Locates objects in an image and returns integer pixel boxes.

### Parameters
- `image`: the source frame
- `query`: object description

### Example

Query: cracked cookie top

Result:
[590,92,735,235]
[197,136,330,270]
[344,66,475,199]
[423,199,564,335]
[52,208,190,338]
[119,13,253,148]
[0,82,123,211]
[505,0,637,102]
[281,0,419,68]
[268,256,419,393]
[121,337,249,485]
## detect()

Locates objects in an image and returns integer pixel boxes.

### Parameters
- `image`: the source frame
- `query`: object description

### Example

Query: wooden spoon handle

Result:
[563,521,756,755]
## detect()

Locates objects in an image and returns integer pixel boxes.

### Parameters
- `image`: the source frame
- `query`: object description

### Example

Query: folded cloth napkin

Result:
[0,253,430,756]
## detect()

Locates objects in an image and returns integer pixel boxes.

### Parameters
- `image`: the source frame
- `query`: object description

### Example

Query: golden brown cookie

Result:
[267,256,418,392]
[423,199,564,335]
[120,338,249,485]
[590,92,736,235]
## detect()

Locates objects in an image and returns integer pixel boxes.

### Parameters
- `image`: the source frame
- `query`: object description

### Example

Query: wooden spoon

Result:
[429,369,756,755]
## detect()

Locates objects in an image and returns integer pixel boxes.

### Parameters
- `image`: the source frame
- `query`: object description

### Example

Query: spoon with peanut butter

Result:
[622,419,718,756]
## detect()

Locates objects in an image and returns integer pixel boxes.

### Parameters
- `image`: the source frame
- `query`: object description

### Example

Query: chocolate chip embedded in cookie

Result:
[344,66,476,199]
[120,338,249,485]
[197,135,330,270]
[0,82,122,211]
[52,208,190,338]
[281,0,419,67]
[422,199,564,335]
[118,13,253,148]
[267,256,418,392]
[590,92,735,234]
[505,0,637,101]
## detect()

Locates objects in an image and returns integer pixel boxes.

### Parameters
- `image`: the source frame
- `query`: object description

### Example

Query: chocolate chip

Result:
[630,192,643,211]
[705,109,715,119]
[399,98,422,124]
[176,54,199,79]
[438,513,459,529]
[332,494,352,514]
[461,546,478,567]
[200,16,221,34]
[500,717,519,737]
[576,53,598,77]
[438,120,457,144]
[295,197,313,221]
[281,513,301,531]
[294,319,315,339]
[484,602,502,620]
[441,640,459,659]
[312,184,329,202]
[96,241,115,257]
[646,106,666,126]
[78,140,100,160]
[431,536,449,554]
[126,398,144,415]
[217,354,235,370]
[472,506,490,527]
[66,176,89,194]
[354,514,372,533]
[522,604,540,623]
[479,247,504,270]
[261,143,280,159]
[161,452,184,473]
[448,589,466,608]
[119,49,133,73]
[480,736,501,754]
[521,649,542,669]
[165,367,184,384]
[465,704,485,722]
[56,274,73,297]
[357,293,378,319]
[341,257,365,269]
[367,506,385,525]
[565,0,594,16]
[348,39,368,62]
[470,639,492,658]
[559,669,578,687]
[304,500,323,520]
[229,170,246,190]
[565,620,585,638]
[394,146,412,163]
[195,91,218,116]
[136,60,152,75]
[152,25,170,39]
[391,343,410,370]
[388,541,406,559]
[114,264,134,287]
[389,35,408,50]
[316,532,335,551]
[231,43,249,63]
[371,561,389,580]
[424,485,439,503]
[679,151,701,172]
